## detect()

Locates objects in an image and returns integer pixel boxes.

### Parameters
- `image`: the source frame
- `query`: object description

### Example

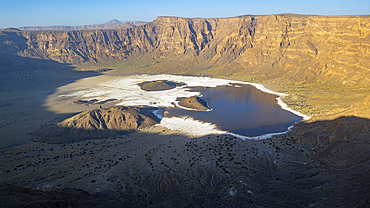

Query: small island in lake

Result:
[138,80,185,91]
[176,96,211,111]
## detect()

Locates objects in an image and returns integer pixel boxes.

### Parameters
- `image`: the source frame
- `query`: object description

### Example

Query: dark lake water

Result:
[167,84,302,137]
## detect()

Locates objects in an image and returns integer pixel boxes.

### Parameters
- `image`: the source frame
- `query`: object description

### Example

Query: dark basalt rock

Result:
[73,99,117,105]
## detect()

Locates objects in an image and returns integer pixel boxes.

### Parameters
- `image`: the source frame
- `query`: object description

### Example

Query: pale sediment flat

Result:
[160,117,297,140]
[159,117,225,136]
[225,125,295,140]
[46,74,310,139]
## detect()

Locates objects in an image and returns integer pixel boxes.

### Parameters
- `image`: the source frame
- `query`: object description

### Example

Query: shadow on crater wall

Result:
[0,54,104,143]
[1,116,370,207]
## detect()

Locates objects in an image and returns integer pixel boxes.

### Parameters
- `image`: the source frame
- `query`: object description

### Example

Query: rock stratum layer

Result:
[1,14,370,118]
[31,106,161,143]
[1,14,369,80]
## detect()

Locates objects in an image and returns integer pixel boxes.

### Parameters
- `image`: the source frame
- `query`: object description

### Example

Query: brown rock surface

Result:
[176,96,211,111]
[1,14,370,118]
[2,14,370,208]
[31,105,160,143]
[1,14,369,82]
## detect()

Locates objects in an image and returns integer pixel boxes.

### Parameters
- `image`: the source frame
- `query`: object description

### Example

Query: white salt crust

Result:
[60,74,310,139]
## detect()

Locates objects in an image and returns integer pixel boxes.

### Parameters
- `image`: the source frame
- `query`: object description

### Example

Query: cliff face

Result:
[1,14,370,117]
[1,15,369,82]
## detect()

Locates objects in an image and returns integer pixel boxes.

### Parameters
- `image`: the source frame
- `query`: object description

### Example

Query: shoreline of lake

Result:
[46,74,311,138]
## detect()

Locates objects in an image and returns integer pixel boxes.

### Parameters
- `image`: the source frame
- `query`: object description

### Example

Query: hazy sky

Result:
[1,0,369,28]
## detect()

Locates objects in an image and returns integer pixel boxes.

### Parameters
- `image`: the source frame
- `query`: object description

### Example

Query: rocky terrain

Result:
[283,116,370,207]
[1,14,370,207]
[176,96,211,111]
[18,19,147,31]
[30,106,161,143]
[1,116,370,207]
[1,14,369,118]
[0,183,122,208]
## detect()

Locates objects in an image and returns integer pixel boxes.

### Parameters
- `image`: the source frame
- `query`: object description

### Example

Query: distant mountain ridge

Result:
[18,19,148,31]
